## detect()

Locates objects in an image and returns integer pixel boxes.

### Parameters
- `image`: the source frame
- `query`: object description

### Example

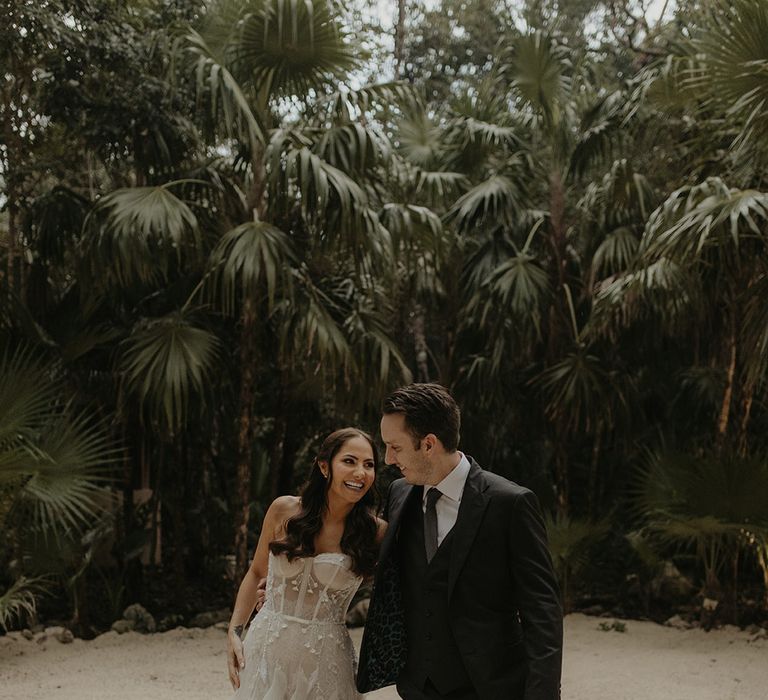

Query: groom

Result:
[357,383,563,699]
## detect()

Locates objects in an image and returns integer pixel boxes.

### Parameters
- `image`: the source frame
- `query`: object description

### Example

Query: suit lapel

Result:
[448,460,490,600]
[379,481,418,563]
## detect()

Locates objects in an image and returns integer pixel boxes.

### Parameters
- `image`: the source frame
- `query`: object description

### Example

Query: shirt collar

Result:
[424,452,471,504]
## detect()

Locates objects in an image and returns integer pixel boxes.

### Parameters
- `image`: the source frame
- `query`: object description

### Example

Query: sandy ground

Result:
[1,614,766,700]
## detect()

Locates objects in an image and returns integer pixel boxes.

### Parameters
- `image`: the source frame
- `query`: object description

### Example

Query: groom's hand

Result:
[255,576,266,612]
[227,627,245,690]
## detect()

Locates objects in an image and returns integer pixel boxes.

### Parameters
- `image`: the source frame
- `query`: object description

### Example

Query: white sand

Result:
[1,614,766,700]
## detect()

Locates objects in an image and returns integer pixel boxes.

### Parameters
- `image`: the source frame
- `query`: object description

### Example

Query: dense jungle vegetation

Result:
[2,0,768,636]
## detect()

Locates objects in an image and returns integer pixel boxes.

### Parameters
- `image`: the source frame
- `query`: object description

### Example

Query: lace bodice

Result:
[234,551,364,699]
[261,551,362,624]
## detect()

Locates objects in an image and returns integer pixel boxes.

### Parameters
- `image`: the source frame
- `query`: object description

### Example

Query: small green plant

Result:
[546,512,610,612]
[597,620,627,633]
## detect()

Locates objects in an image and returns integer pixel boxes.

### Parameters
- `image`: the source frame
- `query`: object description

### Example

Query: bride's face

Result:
[323,436,376,504]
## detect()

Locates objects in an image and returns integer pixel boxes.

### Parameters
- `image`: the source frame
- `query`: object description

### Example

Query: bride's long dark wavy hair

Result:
[269,428,380,577]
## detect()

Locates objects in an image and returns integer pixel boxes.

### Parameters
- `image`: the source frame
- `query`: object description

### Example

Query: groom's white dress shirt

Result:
[422,452,471,547]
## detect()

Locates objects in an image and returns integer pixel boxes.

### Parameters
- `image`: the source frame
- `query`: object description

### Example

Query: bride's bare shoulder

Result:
[269,495,301,519]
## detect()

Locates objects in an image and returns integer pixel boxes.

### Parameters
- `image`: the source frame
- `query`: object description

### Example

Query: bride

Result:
[227,428,386,699]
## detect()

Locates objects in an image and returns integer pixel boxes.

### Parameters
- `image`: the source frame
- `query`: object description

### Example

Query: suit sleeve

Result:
[509,490,563,700]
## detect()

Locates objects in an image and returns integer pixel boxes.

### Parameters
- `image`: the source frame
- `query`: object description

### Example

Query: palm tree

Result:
[0,344,117,630]
[180,0,418,580]
[634,450,768,622]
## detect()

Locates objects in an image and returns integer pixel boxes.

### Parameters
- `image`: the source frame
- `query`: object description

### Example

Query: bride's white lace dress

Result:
[234,551,364,699]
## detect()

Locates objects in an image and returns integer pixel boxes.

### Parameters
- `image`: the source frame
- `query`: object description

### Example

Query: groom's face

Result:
[380,413,433,485]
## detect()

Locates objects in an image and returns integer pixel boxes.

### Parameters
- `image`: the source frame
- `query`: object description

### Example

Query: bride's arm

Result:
[226,495,298,690]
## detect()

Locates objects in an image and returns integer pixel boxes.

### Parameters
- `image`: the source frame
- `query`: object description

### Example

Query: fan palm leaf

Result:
[180,27,265,150]
[592,227,640,278]
[318,81,417,122]
[83,183,203,287]
[119,312,222,434]
[488,252,551,318]
[313,122,389,175]
[445,174,527,233]
[380,203,444,255]
[634,451,768,585]
[532,347,626,433]
[232,0,359,99]
[0,576,50,632]
[687,0,768,160]
[0,346,115,534]
[641,178,768,262]
[205,220,297,315]
[502,31,570,128]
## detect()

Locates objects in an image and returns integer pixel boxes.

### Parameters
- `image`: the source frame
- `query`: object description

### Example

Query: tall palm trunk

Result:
[233,140,268,584]
[234,296,259,584]
[737,384,754,457]
[394,0,406,77]
[548,169,570,514]
[716,324,737,451]
[268,383,288,500]
[171,435,186,591]
[587,420,603,518]
[2,83,21,293]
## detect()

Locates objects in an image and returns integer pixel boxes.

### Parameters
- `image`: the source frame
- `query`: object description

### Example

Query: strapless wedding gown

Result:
[234,551,364,699]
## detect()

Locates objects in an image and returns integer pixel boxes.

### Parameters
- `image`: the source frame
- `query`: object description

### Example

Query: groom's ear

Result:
[422,433,437,453]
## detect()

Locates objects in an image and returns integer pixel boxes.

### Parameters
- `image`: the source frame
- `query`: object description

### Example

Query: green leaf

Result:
[445,174,526,233]
[206,221,296,315]
[120,312,222,434]
[83,183,202,288]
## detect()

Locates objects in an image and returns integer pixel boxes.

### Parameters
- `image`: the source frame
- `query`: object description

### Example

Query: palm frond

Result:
[579,159,656,231]
[270,146,381,245]
[180,27,265,149]
[531,347,625,433]
[588,258,701,338]
[502,31,570,127]
[488,252,551,318]
[0,345,115,534]
[380,203,444,254]
[641,178,768,262]
[0,346,57,449]
[313,122,389,175]
[0,576,50,632]
[16,411,115,533]
[233,0,359,99]
[688,0,768,161]
[396,108,445,168]
[569,92,626,178]
[120,312,222,434]
[445,174,526,233]
[205,220,296,315]
[634,451,768,555]
[415,169,470,197]
[318,81,418,121]
[278,270,353,374]
[451,117,522,149]
[83,183,202,287]
[592,227,639,278]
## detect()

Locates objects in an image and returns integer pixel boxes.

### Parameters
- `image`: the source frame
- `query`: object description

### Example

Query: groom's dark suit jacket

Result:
[357,457,563,699]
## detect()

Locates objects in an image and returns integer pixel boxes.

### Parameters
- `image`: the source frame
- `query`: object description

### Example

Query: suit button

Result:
[425,610,432,617]
[426,632,432,641]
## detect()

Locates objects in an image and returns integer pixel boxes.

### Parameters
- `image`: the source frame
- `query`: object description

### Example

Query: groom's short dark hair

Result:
[383,383,460,451]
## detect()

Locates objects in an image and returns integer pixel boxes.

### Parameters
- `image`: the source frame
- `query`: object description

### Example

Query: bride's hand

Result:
[227,628,245,690]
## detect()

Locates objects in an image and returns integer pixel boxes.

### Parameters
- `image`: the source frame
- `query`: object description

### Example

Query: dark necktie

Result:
[424,488,442,563]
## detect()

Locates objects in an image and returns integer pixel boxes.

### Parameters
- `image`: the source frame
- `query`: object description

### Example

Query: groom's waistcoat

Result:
[397,487,472,694]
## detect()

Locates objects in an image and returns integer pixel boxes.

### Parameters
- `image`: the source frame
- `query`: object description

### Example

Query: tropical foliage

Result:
[2,0,768,632]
